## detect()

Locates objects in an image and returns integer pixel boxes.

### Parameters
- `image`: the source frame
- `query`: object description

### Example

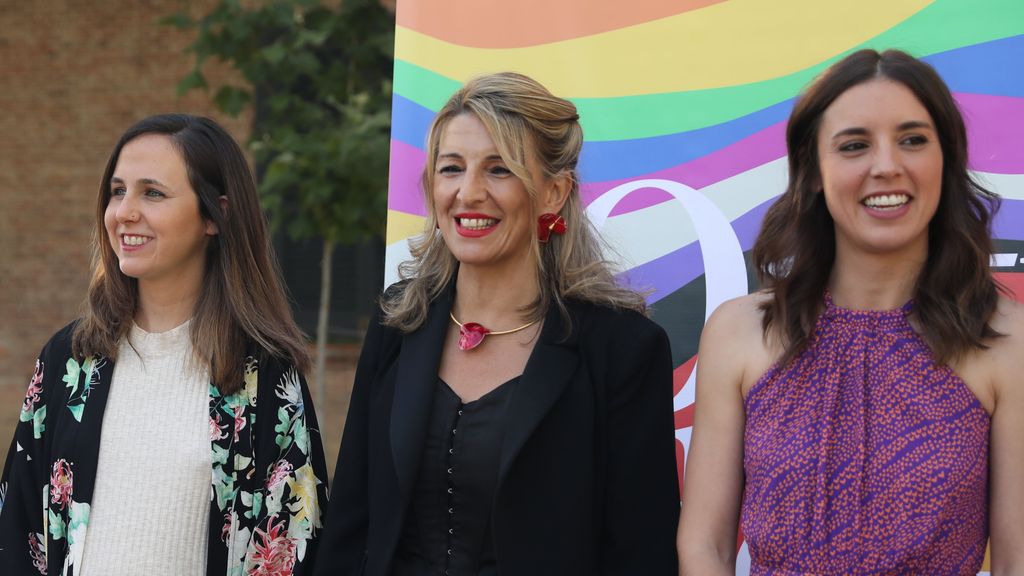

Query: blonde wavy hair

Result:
[382,72,647,332]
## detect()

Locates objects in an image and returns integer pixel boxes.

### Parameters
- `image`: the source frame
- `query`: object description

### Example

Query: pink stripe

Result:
[581,120,786,213]
[581,122,788,215]
[388,94,1023,219]
[388,124,789,218]
[388,140,428,216]
[958,93,1024,174]
[578,93,1024,215]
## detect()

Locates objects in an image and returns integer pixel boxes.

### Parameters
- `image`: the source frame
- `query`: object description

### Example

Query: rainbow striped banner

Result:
[387,2,1023,572]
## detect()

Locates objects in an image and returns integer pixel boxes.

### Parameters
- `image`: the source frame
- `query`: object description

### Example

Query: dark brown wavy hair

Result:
[73,114,309,394]
[753,49,1002,365]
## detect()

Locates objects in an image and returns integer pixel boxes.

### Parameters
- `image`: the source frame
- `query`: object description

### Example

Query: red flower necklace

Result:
[449,310,539,351]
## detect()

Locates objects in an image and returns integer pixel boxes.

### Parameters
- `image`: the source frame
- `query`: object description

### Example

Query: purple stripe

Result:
[388,94,1022,221]
[386,128,786,219]
[581,122,787,215]
[958,93,1024,174]
[995,198,1024,241]
[733,199,775,249]
[388,140,428,216]
[580,93,1024,217]
[617,242,704,305]
[622,195,1019,307]
[617,197,776,305]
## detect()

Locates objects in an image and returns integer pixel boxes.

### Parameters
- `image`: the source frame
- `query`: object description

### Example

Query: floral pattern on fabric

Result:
[49,460,73,510]
[20,361,46,440]
[212,360,326,575]
[40,458,91,575]
[0,325,328,576]
[249,515,297,575]
[28,532,46,574]
[61,356,104,423]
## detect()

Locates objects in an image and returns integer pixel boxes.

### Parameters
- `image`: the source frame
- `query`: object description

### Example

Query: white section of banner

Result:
[588,179,748,462]
[384,169,1024,286]
[587,178,749,321]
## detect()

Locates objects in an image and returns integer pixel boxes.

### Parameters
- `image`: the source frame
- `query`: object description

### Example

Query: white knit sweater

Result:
[79,321,211,576]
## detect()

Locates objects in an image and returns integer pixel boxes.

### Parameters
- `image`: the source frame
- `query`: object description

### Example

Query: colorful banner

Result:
[388,1,1024,572]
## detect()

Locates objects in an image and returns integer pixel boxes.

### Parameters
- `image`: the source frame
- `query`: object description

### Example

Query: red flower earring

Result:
[537,213,567,243]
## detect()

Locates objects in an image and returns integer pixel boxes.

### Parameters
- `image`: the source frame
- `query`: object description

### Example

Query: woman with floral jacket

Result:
[0,114,328,575]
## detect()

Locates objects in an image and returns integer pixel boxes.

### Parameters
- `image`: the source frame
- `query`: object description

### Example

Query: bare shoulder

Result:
[700,291,779,397]
[988,295,1024,404]
[703,292,769,337]
[990,294,1024,336]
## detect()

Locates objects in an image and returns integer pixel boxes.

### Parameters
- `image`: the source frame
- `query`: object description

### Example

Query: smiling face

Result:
[816,78,943,260]
[432,113,566,275]
[103,133,217,293]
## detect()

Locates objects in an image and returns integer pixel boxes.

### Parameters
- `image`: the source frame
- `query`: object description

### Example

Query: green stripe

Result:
[394,60,461,111]
[396,0,1024,141]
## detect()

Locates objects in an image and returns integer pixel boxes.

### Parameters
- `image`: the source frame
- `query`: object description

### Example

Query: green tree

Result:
[165,0,394,410]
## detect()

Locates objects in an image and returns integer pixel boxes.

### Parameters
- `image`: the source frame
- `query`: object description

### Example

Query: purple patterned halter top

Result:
[741,294,990,575]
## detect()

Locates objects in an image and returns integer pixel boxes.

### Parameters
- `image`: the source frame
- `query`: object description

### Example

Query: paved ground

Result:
[0,344,359,483]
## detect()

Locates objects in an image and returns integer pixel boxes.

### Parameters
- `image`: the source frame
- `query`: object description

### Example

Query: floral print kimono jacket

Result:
[0,323,329,575]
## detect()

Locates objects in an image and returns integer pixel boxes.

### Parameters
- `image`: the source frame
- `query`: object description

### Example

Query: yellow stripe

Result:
[386,210,428,245]
[395,0,930,96]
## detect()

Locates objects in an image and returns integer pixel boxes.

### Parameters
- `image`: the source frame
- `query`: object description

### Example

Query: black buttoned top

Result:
[393,377,519,576]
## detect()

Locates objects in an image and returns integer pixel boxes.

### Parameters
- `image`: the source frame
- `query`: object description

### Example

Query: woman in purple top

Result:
[677,49,1024,575]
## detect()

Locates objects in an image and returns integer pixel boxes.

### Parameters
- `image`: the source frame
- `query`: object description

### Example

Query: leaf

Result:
[48,509,66,540]
[67,501,91,536]
[215,481,237,511]
[274,407,293,451]
[177,69,208,97]
[32,405,46,439]
[213,444,230,466]
[62,358,80,395]
[67,403,84,423]
[213,85,251,117]
[170,0,394,249]
[296,27,330,47]
[158,12,194,29]
[293,417,310,455]
[261,42,288,65]
[251,492,263,518]
[233,454,251,471]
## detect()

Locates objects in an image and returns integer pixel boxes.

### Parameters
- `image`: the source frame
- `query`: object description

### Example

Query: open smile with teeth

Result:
[122,234,152,246]
[862,194,910,210]
[458,217,498,230]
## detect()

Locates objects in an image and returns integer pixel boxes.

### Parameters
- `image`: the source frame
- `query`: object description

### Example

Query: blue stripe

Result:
[924,35,1024,98]
[391,37,1024,183]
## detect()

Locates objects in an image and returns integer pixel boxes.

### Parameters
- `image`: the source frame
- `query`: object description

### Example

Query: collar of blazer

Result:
[389,279,581,502]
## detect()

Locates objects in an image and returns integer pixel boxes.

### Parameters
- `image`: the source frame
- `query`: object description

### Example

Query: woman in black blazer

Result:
[316,72,679,576]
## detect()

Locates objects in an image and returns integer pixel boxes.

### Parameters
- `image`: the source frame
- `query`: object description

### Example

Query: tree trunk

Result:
[315,238,334,421]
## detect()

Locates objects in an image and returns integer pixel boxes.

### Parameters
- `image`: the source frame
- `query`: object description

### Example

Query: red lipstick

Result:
[454,213,499,238]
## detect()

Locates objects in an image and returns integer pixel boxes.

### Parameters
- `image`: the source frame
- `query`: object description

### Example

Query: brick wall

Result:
[0,0,251,391]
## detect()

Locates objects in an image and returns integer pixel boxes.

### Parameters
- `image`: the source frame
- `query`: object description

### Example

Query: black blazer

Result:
[315,284,679,576]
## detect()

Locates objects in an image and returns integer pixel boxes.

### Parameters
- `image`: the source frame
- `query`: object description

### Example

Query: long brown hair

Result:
[383,72,646,332]
[753,49,1002,365]
[73,114,309,394]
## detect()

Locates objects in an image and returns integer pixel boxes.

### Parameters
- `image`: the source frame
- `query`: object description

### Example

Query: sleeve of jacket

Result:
[246,355,330,576]
[0,332,64,575]
[313,300,392,576]
[600,313,680,575]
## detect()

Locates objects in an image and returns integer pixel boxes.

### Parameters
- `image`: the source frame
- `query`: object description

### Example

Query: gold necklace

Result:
[449,310,538,351]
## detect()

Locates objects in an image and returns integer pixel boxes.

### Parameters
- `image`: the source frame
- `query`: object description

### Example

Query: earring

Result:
[537,213,567,243]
